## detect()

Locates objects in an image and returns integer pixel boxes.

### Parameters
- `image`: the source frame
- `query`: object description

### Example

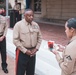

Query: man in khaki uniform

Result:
[51,18,76,75]
[0,12,8,73]
[13,1,21,22]
[13,9,42,75]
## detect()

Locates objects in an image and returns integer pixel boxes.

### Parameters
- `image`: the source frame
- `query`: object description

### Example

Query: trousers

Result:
[16,48,36,75]
[0,37,7,69]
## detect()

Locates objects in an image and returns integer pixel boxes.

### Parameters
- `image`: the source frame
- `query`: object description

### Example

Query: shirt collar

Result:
[23,19,33,26]
[70,36,76,43]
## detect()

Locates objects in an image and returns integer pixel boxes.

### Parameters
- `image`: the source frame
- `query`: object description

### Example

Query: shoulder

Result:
[32,21,38,25]
[68,39,76,48]
[66,39,76,56]
[14,20,22,28]
[0,15,6,20]
[32,21,39,27]
[15,19,23,25]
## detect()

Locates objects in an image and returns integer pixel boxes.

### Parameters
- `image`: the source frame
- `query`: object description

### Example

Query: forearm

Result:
[55,53,63,64]
[13,40,27,53]
[36,31,42,50]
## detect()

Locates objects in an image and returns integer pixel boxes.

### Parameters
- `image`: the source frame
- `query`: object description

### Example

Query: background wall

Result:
[9,0,76,20]
[46,0,76,20]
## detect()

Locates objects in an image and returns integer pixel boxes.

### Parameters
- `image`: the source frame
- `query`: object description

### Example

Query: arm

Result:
[31,25,42,56]
[13,23,27,54]
[53,48,75,75]
[36,26,42,50]
[57,44,65,52]
[0,16,8,41]
[59,55,75,75]
[3,17,9,37]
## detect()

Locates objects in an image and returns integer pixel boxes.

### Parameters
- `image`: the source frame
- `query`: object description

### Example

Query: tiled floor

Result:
[39,23,69,46]
[0,55,15,75]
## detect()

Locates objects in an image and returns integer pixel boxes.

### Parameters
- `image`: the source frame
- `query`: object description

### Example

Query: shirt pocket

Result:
[33,29,39,36]
[20,30,29,40]
[33,29,39,33]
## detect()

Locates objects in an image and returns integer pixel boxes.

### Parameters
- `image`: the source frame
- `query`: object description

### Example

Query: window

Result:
[34,0,41,12]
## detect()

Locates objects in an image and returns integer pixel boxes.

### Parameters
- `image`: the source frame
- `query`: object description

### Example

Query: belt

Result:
[25,47,36,50]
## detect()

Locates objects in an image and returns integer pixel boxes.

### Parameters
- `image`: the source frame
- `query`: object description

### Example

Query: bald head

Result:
[24,9,34,23]
[24,9,33,15]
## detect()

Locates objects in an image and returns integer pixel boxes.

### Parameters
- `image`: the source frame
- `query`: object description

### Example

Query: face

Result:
[24,11,34,23]
[65,22,74,38]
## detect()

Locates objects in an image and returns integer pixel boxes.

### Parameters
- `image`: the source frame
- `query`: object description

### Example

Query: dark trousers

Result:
[0,37,7,69]
[15,11,21,22]
[16,49,36,75]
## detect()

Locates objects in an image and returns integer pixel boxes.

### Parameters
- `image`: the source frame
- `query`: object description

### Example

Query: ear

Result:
[71,27,75,33]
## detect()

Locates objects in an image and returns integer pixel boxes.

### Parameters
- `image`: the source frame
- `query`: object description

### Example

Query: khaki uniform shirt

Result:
[56,36,76,75]
[13,4,21,14]
[13,4,20,11]
[0,15,8,36]
[13,19,42,53]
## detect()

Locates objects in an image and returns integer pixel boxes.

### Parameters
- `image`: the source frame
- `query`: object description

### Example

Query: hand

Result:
[51,50,59,55]
[31,49,38,57]
[57,44,65,52]
[25,50,32,56]
[0,36,5,42]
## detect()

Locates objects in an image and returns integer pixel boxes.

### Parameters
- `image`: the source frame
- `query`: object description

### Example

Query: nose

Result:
[31,15,33,19]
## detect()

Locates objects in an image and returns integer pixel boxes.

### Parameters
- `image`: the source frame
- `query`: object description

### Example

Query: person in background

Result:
[13,9,42,75]
[0,8,6,16]
[0,9,8,73]
[51,18,76,75]
[13,0,21,22]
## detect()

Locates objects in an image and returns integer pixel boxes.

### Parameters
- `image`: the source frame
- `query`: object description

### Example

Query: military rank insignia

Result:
[66,55,72,60]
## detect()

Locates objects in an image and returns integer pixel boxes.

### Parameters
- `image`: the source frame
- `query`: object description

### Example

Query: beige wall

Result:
[31,0,76,20]
[46,0,76,20]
